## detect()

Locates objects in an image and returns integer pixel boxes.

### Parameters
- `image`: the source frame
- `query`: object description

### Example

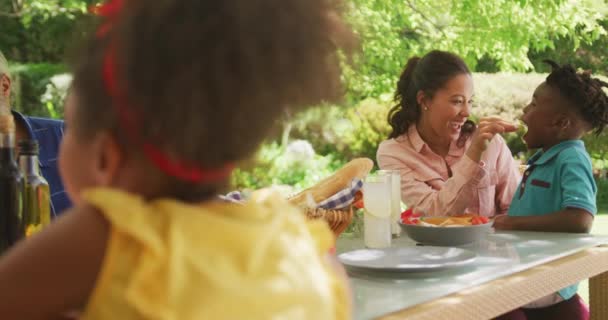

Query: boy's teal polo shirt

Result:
[509,139,597,300]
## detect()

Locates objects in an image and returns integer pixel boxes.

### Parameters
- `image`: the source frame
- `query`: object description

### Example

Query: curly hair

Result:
[387,50,475,145]
[544,59,608,135]
[69,0,353,200]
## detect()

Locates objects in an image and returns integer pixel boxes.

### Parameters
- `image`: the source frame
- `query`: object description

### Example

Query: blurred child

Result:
[0,0,353,319]
[494,60,608,319]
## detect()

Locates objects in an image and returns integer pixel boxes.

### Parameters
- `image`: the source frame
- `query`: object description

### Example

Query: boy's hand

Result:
[492,214,517,230]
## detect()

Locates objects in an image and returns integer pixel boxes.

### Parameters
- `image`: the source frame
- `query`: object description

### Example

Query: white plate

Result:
[338,246,477,273]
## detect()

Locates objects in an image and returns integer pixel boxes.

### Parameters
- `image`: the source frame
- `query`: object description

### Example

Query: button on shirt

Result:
[13,111,71,217]
[509,139,597,300]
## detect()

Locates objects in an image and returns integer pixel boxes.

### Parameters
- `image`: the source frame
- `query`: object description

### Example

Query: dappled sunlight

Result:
[340,249,386,261]
[491,233,521,241]
[517,240,554,248]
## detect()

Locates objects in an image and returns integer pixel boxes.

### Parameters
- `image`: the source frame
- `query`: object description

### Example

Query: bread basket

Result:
[304,205,354,237]
[288,158,373,237]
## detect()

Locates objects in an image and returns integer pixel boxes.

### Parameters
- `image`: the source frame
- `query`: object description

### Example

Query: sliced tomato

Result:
[353,198,364,209]
[471,216,490,225]
[402,216,419,225]
[401,208,414,219]
[471,216,482,225]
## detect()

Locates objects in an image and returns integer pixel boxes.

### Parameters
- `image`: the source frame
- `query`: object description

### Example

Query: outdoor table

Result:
[337,231,608,320]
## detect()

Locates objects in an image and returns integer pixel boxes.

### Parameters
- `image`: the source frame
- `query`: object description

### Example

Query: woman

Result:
[377,50,520,217]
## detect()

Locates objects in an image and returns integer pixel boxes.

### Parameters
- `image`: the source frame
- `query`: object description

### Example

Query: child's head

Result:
[60,0,352,203]
[521,60,608,150]
[387,50,475,145]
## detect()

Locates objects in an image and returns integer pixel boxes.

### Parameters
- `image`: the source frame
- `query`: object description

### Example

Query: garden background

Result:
[1,0,608,210]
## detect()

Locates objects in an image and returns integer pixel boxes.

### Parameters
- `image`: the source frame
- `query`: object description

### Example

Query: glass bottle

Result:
[19,140,50,237]
[0,114,24,251]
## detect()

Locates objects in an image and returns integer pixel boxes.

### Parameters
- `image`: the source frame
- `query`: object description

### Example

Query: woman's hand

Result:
[466,116,518,162]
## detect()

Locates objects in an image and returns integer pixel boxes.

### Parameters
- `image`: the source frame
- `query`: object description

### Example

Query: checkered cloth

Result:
[218,190,246,204]
[317,178,363,210]
[219,178,363,209]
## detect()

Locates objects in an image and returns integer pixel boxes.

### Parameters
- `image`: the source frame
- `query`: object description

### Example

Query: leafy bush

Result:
[597,179,608,213]
[230,141,343,192]
[289,98,391,165]
[0,0,93,63]
[40,73,72,118]
[10,63,67,118]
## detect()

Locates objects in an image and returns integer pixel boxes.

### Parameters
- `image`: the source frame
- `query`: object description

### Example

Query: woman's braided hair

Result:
[544,59,608,135]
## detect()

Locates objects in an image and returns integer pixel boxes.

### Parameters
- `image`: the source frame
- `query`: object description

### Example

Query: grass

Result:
[578,212,608,306]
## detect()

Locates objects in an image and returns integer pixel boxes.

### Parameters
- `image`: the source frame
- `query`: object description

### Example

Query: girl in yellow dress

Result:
[0,0,353,319]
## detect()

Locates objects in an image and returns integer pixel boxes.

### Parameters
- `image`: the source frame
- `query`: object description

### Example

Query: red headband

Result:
[92,0,234,183]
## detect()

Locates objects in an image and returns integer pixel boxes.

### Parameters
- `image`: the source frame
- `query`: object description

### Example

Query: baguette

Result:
[288,158,374,207]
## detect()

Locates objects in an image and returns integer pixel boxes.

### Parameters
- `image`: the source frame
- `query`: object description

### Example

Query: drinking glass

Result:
[363,174,392,248]
[378,170,402,237]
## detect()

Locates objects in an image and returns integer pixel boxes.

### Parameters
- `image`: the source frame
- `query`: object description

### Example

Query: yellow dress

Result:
[80,188,349,320]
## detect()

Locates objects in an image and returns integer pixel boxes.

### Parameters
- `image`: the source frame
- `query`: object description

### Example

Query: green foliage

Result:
[10,63,67,118]
[344,0,608,101]
[230,142,343,192]
[40,73,72,118]
[289,98,391,165]
[597,179,608,212]
[0,0,94,63]
[529,20,608,75]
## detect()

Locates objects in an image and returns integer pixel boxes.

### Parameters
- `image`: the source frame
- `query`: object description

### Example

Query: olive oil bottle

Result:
[18,140,50,237]
[0,114,24,251]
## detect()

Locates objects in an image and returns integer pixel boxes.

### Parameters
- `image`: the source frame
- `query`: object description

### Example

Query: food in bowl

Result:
[399,210,493,246]
[402,215,490,227]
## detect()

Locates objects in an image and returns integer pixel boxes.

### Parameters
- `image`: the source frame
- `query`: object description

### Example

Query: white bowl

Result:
[399,221,492,246]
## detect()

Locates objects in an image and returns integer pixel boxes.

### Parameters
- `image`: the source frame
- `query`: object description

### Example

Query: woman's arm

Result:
[0,204,109,319]
[377,145,486,216]
[377,118,517,216]
[493,208,593,233]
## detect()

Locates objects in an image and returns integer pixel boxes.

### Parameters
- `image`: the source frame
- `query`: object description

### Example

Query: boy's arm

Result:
[0,204,109,319]
[494,157,596,234]
[493,208,594,233]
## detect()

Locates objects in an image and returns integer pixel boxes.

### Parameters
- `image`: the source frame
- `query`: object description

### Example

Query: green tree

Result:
[0,0,95,63]
[344,0,608,101]
[529,20,608,74]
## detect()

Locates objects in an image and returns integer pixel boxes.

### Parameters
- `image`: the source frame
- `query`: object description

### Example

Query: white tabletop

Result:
[337,231,608,320]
